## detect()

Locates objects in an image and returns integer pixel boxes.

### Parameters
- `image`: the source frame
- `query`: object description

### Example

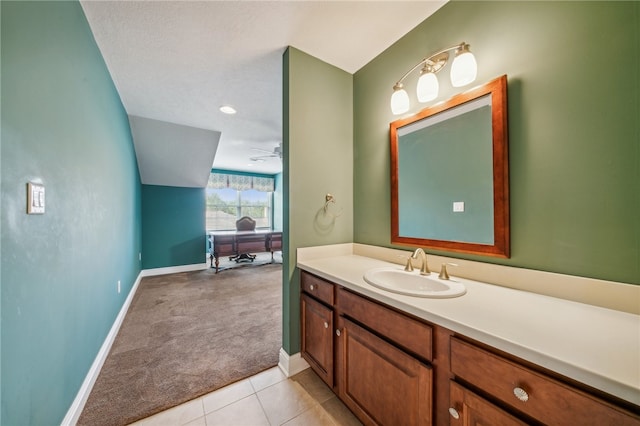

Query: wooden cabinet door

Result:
[449,381,527,426]
[301,294,334,386]
[336,317,432,426]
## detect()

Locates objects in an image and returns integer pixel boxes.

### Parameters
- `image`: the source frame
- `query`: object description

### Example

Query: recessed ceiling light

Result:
[220,105,237,115]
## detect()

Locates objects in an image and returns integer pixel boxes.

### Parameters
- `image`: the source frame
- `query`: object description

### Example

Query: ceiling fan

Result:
[250,143,282,161]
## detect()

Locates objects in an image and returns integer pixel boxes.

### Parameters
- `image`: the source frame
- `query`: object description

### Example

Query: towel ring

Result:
[324,193,343,218]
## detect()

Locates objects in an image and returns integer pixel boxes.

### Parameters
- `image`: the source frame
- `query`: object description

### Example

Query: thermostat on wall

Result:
[27,182,45,214]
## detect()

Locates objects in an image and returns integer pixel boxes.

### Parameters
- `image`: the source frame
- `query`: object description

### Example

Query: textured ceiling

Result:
[81,1,446,175]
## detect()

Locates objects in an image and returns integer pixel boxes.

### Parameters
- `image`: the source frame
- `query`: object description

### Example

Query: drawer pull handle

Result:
[309,284,314,291]
[513,387,529,402]
[323,322,329,329]
[448,407,460,419]
[336,329,341,336]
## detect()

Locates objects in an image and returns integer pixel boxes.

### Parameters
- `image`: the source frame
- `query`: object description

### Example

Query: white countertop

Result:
[297,246,640,406]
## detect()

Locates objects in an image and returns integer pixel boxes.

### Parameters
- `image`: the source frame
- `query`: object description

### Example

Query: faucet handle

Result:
[404,256,414,272]
[439,263,458,280]
[438,264,450,280]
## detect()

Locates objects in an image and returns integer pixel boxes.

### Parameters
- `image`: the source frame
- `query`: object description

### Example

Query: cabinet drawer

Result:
[268,234,282,251]
[236,240,267,253]
[301,272,334,305]
[450,338,640,425]
[336,287,432,361]
[449,381,527,425]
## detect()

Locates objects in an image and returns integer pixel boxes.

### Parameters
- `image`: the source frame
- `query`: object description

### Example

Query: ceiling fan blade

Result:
[250,143,282,162]
[250,147,273,153]
[250,153,280,160]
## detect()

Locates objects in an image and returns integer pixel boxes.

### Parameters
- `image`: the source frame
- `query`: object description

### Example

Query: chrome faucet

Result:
[411,248,431,275]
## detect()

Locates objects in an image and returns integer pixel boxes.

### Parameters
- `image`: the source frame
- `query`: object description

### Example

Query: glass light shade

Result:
[450,51,477,87]
[390,87,410,115]
[416,72,439,102]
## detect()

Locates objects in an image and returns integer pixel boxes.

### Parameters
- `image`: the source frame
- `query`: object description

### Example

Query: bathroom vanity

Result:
[298,244,640,425]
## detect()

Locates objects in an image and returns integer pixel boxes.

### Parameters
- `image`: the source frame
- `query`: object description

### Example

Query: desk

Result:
[208,230,282,272]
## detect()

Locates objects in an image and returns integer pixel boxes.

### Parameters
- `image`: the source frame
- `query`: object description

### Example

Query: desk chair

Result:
[231,216,257,263]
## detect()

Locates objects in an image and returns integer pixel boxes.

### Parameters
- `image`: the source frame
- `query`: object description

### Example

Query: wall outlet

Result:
[117,280,121,294]
[139,252,142,261]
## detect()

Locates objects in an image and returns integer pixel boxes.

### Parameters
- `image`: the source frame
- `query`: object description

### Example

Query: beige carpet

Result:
[78,263,282,426]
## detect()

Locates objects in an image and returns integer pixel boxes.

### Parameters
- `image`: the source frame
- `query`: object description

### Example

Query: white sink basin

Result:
[363,267,466,298]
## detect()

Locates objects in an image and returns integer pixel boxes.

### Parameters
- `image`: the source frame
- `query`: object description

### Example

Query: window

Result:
[239,189,270,228]
[206,172,274,231]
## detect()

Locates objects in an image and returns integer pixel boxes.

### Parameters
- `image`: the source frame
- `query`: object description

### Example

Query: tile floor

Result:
[129,367,362,426]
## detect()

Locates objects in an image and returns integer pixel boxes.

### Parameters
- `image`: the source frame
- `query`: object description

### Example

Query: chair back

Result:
[236,216,256,231]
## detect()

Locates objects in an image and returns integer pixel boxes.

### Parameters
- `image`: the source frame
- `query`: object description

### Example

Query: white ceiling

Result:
[80,0,446,176]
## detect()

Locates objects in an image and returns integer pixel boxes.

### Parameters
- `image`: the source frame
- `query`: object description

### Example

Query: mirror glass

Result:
[390,75,509,257]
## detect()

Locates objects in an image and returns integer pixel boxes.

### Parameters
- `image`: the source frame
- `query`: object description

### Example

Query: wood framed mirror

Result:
[390,75,509,257]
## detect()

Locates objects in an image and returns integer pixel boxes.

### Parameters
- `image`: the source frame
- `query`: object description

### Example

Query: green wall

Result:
[141,185,206,269]
[274,172,283,231]
[283,48,353,354]
[0,2,3,421]
[1,2,142,424]
[353,1,639,284]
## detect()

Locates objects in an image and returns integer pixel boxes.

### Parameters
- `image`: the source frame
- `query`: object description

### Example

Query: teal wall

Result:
[283,48,353,354]
[353,1,639,284]
[1,2,142,424]
[141,185,205,269]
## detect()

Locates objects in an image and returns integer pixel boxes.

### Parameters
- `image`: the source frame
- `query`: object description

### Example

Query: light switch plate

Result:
[453,201,465,212]
[27,182,45,214]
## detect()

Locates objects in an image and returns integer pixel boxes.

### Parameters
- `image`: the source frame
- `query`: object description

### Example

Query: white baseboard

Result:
[61,271,144,426]
[278,347,310,377]
[140,262,209,277]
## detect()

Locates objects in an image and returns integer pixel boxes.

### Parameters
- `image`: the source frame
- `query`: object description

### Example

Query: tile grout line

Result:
[252,373,303,426]
[196,397,206,426]
[203,381,255,418]
[253,389,274,426]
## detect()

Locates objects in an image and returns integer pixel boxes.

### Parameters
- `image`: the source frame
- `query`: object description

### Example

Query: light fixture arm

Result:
[393,42,469,87]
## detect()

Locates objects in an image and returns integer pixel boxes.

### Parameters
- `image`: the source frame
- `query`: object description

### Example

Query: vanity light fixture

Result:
[390,42,478,115]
